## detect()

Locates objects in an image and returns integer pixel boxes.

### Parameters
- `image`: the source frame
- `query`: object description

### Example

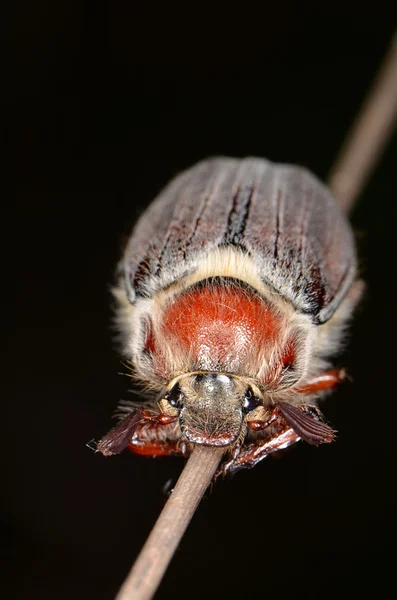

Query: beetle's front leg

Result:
[216,424,300,477]
[217,404,335,477]
[128,415,188,458]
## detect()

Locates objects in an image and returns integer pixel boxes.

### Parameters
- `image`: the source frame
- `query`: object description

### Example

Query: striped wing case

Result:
[122,157,356,323]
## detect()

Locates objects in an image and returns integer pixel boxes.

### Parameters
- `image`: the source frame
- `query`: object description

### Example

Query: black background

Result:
[6,3,397,599]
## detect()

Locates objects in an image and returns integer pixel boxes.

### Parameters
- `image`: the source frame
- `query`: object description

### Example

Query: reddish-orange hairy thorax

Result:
[159,284,282,373]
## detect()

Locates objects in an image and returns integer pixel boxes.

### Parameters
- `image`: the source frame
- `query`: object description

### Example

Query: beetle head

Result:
[159,372,262,447]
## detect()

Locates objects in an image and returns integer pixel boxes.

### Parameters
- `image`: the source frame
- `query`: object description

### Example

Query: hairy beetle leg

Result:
[128,439,187,457]
[218,403,335,476]
[296,368,346,395]
[127,412,187,458]
[216,425,300,477]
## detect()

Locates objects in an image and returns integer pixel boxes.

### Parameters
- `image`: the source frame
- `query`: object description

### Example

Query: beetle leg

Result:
[128,413,187,458]
[216,423,300,477]
[218,404,335,476]
[296,368,346,395]
[128,439,188,457]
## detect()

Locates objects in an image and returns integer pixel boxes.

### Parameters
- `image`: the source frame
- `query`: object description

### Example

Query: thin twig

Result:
[328,32,397,213]
[115,446,224,600]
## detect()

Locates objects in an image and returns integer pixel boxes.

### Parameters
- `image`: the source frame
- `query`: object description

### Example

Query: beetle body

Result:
[98,157,362,474]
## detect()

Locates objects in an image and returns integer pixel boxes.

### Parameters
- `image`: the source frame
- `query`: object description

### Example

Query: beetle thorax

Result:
[163,282,279,372]
[139,278,310,392]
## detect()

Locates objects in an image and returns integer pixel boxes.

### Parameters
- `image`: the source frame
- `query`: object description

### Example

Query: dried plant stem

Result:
[115,446,224,600]
[328,33,397,213]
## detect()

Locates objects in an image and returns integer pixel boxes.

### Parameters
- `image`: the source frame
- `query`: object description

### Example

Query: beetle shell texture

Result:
[99,157,362,474]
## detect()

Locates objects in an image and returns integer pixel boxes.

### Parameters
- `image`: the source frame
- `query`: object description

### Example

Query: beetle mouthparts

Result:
[180,410,243,447]
[183,427,240,447]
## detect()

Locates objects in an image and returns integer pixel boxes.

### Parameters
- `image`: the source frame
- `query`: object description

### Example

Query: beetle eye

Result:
[165,383,183,409]
[243,388,261,413]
